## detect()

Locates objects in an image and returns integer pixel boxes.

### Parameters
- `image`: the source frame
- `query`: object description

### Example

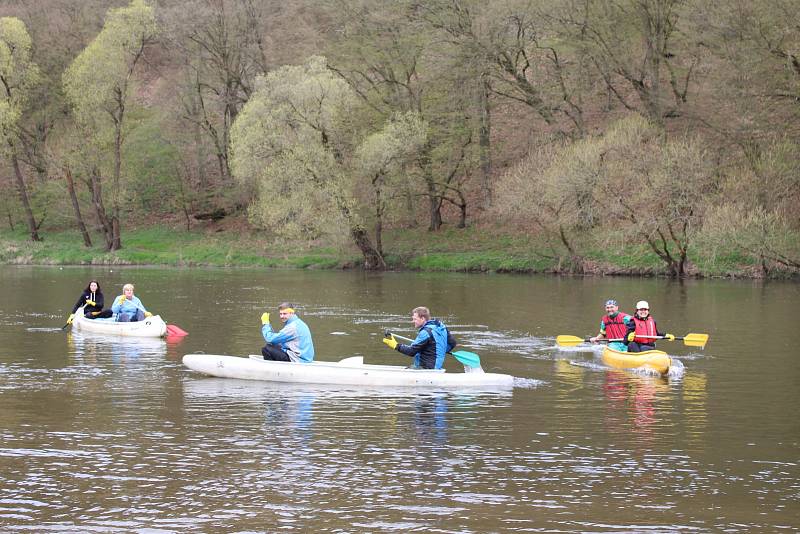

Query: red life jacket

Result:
[632,315,658,344]
[602,313,630,340]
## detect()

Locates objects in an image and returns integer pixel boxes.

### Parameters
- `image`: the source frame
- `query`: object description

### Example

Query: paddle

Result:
[61,315,74,330]
[555,335,595,346]
[556,333,709,348]
[166,324,188,337]
[386,331,482,368]
[142,310,188,337]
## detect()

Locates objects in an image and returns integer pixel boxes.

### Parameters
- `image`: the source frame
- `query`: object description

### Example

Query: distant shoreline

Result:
[2,225,797,280]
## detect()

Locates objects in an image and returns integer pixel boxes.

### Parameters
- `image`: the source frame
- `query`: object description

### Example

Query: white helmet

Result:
[636,300,649,310]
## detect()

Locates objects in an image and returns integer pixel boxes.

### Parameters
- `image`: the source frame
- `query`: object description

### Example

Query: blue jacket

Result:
[262,315,315,363]
[396,319,456,369]
[111,295,147,317]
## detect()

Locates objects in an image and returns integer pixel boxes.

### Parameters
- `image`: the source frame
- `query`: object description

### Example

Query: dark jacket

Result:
[396,319,457,369]
[72,289,105,315]
[625,315,664,347]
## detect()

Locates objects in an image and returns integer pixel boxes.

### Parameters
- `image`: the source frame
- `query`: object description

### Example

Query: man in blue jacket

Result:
[260,302,315,362]
[383,306,456,369]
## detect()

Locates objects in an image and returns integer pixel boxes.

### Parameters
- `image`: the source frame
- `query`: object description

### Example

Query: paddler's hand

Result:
[85,300,96,307]
[589,335,600,343]
[144,311,152,318]
[67,313,75,325]
[664,333,675,341]
[261,312,270,325]
[627,332,636,342]
[382,333,398,350]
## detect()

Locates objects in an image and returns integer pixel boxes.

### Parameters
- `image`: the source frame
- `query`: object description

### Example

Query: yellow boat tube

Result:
[601,346,672,375]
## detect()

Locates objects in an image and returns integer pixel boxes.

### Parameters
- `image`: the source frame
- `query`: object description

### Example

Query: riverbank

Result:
[1,223,796,279]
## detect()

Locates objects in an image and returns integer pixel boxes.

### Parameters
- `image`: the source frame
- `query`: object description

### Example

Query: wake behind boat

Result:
[72,306,167,337]
[182,353,515,389]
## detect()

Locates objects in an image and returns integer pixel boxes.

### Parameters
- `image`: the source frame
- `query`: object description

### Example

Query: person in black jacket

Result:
[382,306,457,369]
[67,280,113,324]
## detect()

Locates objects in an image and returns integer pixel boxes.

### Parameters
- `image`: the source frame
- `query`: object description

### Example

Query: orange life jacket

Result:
[632,315,658,344]
[602,313,630,340]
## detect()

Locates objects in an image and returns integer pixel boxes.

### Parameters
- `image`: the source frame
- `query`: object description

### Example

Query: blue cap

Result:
[604,299,618,306]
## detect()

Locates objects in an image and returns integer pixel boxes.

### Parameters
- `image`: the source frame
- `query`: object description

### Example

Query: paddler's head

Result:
[411,306,430,329]
[123,283,134,300]
[635,300,650,318]
[604,299,619,316]
[278,302,296,323]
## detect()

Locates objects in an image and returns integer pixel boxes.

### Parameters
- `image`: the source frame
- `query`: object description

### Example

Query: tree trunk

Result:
[64,167,92,247]
[374,178,384,256]
[8,143,41,242]
[89,166,114,250]
[351,225,386,270]
[419,144,443,231]
[111,216,121,251]
[478,73,492,210]
[110,92,124,251]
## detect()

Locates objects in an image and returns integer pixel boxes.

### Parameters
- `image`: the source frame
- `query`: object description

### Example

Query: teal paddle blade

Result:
[450,350,480,368]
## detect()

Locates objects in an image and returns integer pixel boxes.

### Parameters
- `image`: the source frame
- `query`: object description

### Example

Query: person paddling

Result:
[625,300,674,352]
[382,306,456,369]
[589,299,632,352]
[67,280,113,325]
[111,283,152,322]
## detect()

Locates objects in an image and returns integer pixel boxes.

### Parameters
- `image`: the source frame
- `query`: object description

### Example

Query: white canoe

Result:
[182,354,515,389]
[72,306,167,337]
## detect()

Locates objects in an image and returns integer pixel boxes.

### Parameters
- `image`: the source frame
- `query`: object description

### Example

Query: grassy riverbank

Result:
[0,223,795,278]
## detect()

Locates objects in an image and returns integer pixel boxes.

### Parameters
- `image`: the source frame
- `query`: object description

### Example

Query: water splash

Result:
[514,377,546,389]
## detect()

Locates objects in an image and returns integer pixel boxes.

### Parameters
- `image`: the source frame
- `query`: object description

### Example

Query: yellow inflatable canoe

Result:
[602,346,672,375]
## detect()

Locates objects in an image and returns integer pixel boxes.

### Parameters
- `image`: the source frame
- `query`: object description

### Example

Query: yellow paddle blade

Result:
[556,335,587,347]
[683,333,709,348]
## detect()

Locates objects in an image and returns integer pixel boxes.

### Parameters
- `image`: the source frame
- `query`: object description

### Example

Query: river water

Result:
[0,265,798,532]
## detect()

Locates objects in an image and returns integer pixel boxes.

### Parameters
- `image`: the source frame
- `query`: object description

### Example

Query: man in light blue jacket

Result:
[260,302,315,362]
[111,283,151,322]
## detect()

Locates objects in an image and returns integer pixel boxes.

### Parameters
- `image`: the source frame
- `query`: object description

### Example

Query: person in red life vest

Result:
[589,299,633,352]
[625,300,675,352]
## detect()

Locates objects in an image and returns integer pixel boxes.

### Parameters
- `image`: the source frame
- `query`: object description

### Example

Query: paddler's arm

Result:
[446,329,457,352]
[262,323,294,345]
[396,330,430,357]
[590,321,606,343]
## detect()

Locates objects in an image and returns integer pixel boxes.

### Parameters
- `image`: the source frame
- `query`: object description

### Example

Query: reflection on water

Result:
[68,331,167,361]
[0,267,798,532]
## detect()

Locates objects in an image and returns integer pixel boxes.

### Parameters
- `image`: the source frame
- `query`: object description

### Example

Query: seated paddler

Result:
[589,298,632,352]
[383,306,456,369]
[260,302,315,362]
[111,283,151,322]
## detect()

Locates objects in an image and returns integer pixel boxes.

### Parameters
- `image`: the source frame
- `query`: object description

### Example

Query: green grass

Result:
[0,226,343,269]
[1,223,797,278]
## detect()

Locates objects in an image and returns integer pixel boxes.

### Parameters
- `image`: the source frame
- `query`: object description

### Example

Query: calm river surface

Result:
[1,265,798,532]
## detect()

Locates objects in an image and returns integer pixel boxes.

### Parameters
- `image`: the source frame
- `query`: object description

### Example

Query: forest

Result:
[1,0,798,277]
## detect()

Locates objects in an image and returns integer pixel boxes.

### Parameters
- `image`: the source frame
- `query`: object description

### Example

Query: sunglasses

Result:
[637,308,649,311]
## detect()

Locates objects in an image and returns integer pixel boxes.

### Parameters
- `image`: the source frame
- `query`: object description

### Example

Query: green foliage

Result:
[356,112,428,179]
[123,113,181,215]
[63,0,158,127]
[0,17,40,139]
[231,54,398,271]
[701,204,800,272]
[231,56,356,239]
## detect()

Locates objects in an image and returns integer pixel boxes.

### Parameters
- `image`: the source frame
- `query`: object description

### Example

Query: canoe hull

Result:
[602,346,671,375]
[72,307,167,337]
[182,354,515,389]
